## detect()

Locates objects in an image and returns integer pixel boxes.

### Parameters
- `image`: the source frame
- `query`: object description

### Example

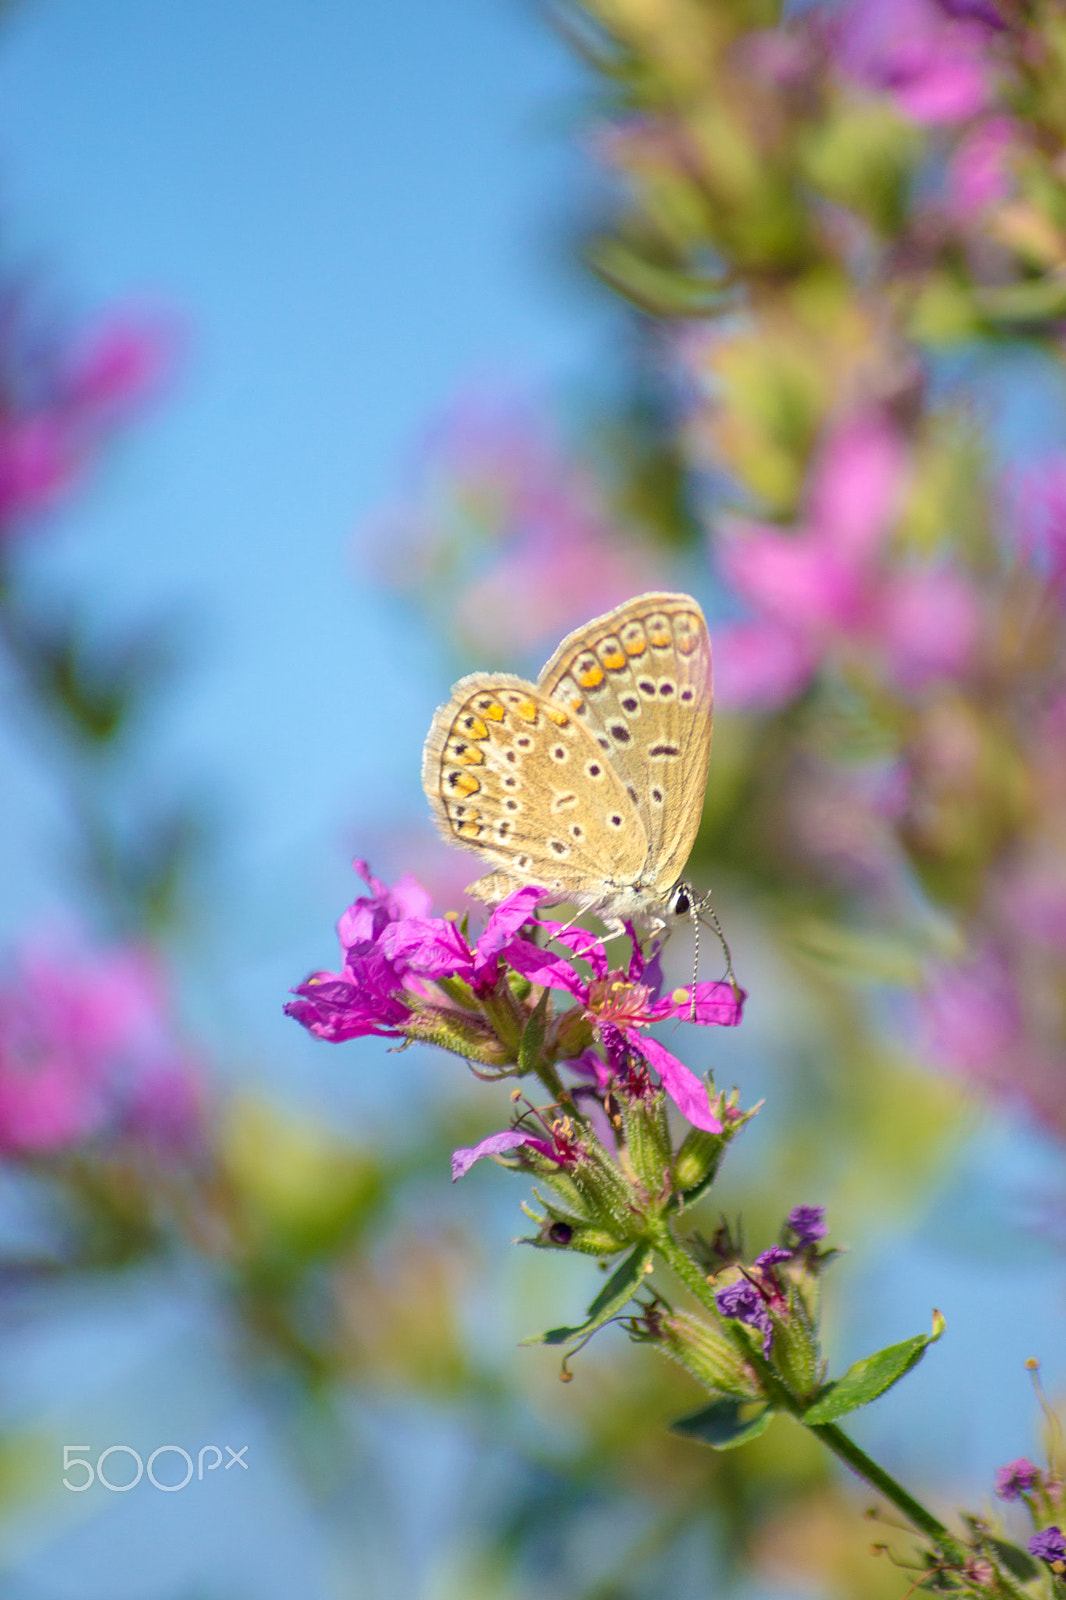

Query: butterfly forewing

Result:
[536,593,713,894]
[422,671,648,904]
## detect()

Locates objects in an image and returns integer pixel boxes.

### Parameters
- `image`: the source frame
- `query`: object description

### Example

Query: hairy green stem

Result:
[650,1225,969,1567]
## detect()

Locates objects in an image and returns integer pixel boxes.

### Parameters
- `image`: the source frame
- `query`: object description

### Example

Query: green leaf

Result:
[803,1311,945,1425]
[986,1537,1040,1583]
[586,239,732,318]
[518,987,551,1074]
[521,1242,652,1347]
[976,277,1066,325]
[670,1398,774,1451]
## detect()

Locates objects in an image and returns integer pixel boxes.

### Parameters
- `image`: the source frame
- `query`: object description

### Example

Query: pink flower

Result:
[834,0,998,126]
[288,865,745,1134]
[366,396,662,660]
[716,411,980,708]
[285,863,548,1043]
[0,937,202,1156]
[0,302,175,539]
[919,946,1021,1083]
[450,1126,564,1181]
[1011,457,1066,592]
[501,922,743,1132]
[713,618,815,711]
[0,415,76,521]
[945,115,1017,215]
[59,313,175,416]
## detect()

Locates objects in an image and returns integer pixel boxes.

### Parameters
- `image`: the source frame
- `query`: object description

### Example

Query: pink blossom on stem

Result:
[366,397,663,660]
[0,304,175,539]
[945,115,1017,216]
[716,411,980,708]
[833,0,998,126]
[919,945,1021,1086]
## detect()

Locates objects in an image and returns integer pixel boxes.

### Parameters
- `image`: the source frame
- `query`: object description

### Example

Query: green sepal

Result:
[520,1241,653,1347]
[670,1397,774,1451]
[802,1311,945,1424]
[985,1537,1040,1583]
[518,986,551,1073]
[621,1089,671,1198]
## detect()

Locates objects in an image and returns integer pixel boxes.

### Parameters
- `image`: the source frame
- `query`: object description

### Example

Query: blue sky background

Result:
[0,5,1063,1598]
[0,0,625,1104]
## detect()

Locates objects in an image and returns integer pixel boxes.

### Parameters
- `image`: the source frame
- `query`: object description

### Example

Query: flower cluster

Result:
[289,862,747,1255]
[0,934,202,1156]
[0,300,172,546]
[288,861,744,1136]
[988,1448,1066,1577]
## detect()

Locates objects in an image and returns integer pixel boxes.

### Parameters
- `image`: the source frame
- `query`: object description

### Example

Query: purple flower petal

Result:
[995,1458,1038,1501]
[787,1205,828,1246]
[379,916,473,979]
[755,1246,793,1269]
[450,1127,555,1181]
[1029,1527,1066,1565]
[498,937,590,999]
[634,1032,722,1133]
[339,860,433,947]
[472,886,550,984]
[650,980,745,1026]
[534,923,611,980]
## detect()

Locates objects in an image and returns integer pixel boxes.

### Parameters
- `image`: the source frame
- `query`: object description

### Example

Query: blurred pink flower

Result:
[1011,456,1066,591]
[716,411,980,708]
[59,312,175,416]
[0,305,174,537]
[0,415,75,521]
[713,617,815,710]
[920,945,1021,1083]
[879,566,982,690]
[0,937,202,1156]
[365,396,663,661]
[945,115,1017,215]
[834,0,998,125]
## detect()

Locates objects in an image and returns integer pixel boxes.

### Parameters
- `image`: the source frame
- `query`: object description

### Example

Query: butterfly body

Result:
[422,593,713,933]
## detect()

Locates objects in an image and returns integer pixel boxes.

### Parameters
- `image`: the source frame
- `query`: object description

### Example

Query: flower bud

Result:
[619,1081,672,1201]
[630,1306,762,1399]
[405,1007,515,1066]
[521,1195,630,1257]
[672,1126,726,1197]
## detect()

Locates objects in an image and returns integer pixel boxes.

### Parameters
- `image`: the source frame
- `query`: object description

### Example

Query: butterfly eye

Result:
[670,887,692,916]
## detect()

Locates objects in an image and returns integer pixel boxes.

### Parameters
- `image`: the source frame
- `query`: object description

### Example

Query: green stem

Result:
[650,1225,968,1567]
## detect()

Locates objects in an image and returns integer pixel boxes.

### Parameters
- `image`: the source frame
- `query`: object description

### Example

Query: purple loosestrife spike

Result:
[995,1459,1038,1500]
[787,1206,828,1246]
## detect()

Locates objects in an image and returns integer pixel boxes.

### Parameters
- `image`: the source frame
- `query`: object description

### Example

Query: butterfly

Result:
[422,592,714,936]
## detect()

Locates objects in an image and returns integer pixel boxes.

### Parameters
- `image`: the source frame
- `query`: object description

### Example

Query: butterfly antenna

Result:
[698,901,739,997]
[689,904,700,1023]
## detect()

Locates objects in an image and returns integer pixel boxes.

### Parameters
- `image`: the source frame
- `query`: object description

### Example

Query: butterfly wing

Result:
[422,671,649,906]
[536,592,713,895]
